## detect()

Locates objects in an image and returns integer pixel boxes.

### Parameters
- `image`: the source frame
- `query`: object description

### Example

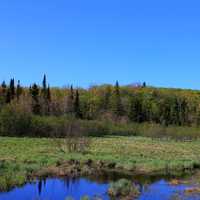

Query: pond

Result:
[0,175,200,200]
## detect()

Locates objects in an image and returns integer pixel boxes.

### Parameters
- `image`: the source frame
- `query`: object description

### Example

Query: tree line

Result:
[0,75,200,134]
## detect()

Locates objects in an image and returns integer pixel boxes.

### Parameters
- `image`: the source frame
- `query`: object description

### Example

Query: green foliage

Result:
[1,76,200,138]
[9,78,15,100]
[30,115,69,137]
[112,81,124,117]
[108,179,135,197]
[16,80,23,100]
[74,90,82,118]
[128,94,143,122]
[0,104,32,136]
[30,83,40,114]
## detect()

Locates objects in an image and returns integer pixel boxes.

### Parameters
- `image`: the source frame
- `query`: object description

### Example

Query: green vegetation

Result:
[1,76,200,140]
[108,179,139,198]
[1,136,200,190]
[1,76,200,192]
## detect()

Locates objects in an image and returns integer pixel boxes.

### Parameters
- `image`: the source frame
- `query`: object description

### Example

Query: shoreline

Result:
[1,136,200,192]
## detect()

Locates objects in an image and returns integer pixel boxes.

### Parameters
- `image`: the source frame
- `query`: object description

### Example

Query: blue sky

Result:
[0,0,200,89]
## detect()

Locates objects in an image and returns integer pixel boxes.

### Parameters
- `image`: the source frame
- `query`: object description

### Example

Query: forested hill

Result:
[0,75,200,130]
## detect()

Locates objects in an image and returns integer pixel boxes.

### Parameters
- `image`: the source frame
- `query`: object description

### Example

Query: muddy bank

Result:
[0,158,198,193]
[32,159,195,180]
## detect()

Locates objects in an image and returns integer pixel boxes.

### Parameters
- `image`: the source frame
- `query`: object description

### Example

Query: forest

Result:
[1,75,200,139]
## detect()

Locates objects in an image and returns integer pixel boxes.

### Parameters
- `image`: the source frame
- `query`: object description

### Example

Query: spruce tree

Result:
[112,81,123,116]
[9,78,15,100]
[16,80,23,100]
[43,74,47,90]
[30,83,40,114]
[41,74,51,115]
[142,82,146,88]
[42,74,47,98]
[74,89,82,118]
[68,85,74,113]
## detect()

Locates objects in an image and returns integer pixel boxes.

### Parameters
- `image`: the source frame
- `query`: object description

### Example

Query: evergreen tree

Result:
[9,78,15,100]
[41,75,51,115]
[41,74,47,98]
[16,80,23,100]
[68,85,74,113]
[30,83,40,114]
[142,82,146,88]
[74,89,82,118]
[42,74,47,90]
[112,81,123,116]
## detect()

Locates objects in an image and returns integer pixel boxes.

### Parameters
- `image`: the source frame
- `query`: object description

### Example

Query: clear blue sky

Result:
[0,0,200,89]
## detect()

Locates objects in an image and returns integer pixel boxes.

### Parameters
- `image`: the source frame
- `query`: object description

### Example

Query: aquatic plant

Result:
[108,178,139,198]
[81,196,90,200]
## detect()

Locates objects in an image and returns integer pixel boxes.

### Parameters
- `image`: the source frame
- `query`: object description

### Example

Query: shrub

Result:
[0,103,32,136]
[80,120,109,137]
[108,179,139,197]
[59,120,91,153]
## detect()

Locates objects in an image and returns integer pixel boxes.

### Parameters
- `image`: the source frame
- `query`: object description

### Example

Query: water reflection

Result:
[0,176,200,200]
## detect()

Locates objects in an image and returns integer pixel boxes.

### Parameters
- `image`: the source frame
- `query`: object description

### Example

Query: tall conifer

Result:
[9,78,15,100]
[74,89,82,118]
[30,83,40,114]
[16,80,23,100]
[112,81,123,116]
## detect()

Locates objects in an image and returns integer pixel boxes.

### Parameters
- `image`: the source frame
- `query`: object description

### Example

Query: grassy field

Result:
[1,136,200,190]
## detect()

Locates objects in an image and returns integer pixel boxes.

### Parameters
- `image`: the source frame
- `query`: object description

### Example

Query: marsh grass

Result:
[1,136,200,190]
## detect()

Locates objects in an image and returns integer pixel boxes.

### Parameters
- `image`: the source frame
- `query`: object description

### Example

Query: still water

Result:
[0,176,200,200]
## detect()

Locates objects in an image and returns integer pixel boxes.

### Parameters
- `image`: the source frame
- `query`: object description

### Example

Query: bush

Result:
[0,104,32,136]
[58,120,91,153]
[80,120,109,137]
[1,103,200,141]
[138,123,200,141]
[108,179,139,197]
[30,116,67,137]
[108,123,138,136]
